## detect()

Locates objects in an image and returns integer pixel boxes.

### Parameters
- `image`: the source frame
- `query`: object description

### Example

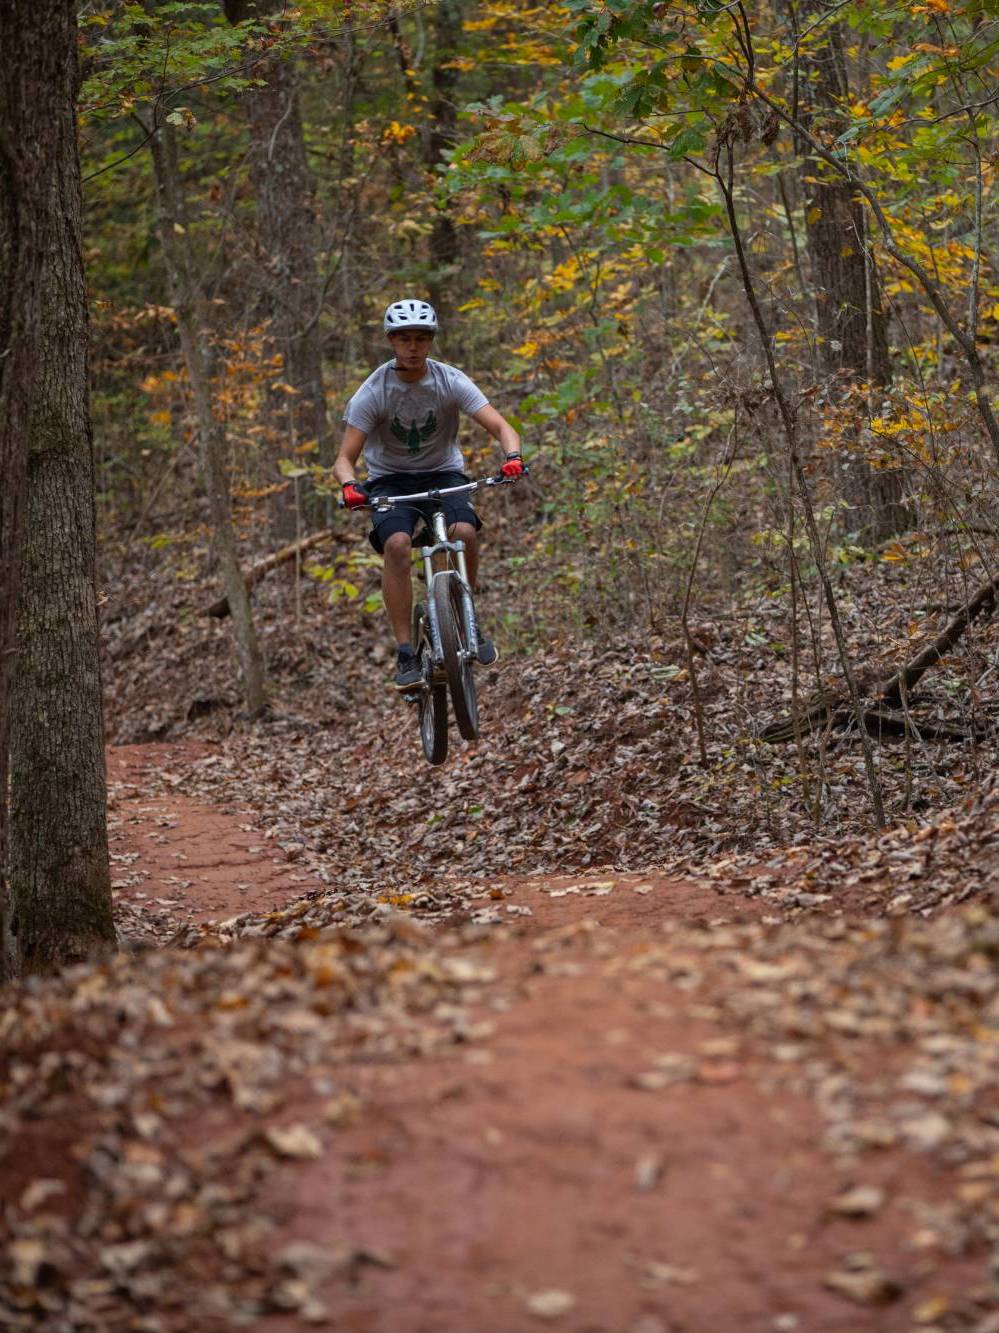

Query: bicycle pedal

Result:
[401,689,421,704]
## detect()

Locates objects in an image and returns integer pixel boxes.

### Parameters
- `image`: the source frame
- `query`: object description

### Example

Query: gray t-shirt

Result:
[343,358,489,478]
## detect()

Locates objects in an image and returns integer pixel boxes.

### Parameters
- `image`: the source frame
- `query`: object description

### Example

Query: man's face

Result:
[388,329,434,370]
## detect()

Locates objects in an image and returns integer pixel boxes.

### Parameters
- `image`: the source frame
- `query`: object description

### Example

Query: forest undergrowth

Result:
[4,532,999,1329]
[8,465,999,1330]
[102,519,999,936]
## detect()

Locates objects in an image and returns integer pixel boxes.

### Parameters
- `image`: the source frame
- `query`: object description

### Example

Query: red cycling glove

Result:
[342,482,368,509]
[500,453,525,479]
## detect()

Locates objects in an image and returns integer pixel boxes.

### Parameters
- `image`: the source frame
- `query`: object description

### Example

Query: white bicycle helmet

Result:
[383,299,438,333]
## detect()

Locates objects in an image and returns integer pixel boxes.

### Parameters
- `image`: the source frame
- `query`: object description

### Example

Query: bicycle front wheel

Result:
[432,573,479,741]
[412,601,448,765]
[418,682,448,765]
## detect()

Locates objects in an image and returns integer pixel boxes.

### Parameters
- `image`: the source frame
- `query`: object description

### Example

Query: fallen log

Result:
[877,572,999,706]
[761,569,999,744]
[860,709,984,743]
[204,527,341,619]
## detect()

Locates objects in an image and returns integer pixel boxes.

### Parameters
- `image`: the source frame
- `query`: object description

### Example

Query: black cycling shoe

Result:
[394,648,422,690]
[476,636,499,667]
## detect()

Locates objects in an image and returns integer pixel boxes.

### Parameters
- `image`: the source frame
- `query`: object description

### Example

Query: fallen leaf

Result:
[900,1111,950,1151]
[827,1185,886,1218]
[634,1152,664,1192]
[913,1294,951,1323]
[526,1289,576,1318]
[823,1267,903,1305]
[644,1261,700,1286]
[264,1124,323,1159]
[19,1178,66,1211]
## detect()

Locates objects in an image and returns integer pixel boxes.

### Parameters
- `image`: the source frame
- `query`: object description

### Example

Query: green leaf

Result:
[278,459,309,478]
[867,84,907,118]
[669,126,707,159]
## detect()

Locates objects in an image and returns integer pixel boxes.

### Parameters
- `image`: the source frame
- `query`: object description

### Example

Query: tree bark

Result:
[149,119,267,716]
[795,7,907,542]
[3,0,116,974]
[1,0,98,972]
[226,0,327,539]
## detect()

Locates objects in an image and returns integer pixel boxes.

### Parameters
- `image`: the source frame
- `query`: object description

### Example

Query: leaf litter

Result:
[4,545,999,1325]
[0,917,500,1329]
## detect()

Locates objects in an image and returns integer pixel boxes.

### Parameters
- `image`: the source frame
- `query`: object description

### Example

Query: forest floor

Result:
[4,550,999,1330]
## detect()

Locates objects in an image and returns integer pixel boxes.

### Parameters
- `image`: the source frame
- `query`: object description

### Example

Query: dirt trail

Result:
[259,940,955,1333]
[74,742,993,1333]
[108,743,323,939]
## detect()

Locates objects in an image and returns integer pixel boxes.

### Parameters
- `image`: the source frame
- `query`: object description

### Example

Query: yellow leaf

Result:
[382,120,416,145]
[914,1296,950,1324]
[806,206,822,224]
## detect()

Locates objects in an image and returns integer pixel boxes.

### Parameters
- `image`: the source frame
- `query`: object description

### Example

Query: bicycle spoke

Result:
[432,573,479,742]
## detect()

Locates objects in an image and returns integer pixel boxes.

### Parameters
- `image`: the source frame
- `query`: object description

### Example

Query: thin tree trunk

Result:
[9,0,116,973]
[149,119,267,716]
[748,62,999,468]
[794,4,907,542]
[224,0,327,537]
[426,0,462,313]
[717,144,886,826]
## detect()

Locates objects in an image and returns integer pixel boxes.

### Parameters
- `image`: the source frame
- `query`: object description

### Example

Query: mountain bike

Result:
[347,474,519,765]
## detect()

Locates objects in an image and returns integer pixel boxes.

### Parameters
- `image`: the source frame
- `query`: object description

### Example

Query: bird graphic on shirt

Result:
[391,410,438,454]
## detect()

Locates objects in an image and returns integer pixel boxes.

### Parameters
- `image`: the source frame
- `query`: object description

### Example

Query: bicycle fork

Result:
[420,512,479,672]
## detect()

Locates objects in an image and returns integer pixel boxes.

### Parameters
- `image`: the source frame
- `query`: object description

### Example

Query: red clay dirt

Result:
[491,869,768,929]
[255,922,981,1333]
[19,743,986,1332]
[108,743,323,930]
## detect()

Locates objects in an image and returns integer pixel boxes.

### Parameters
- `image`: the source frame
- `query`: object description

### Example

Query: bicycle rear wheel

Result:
[412,602,447,765]
[432,574,479,741]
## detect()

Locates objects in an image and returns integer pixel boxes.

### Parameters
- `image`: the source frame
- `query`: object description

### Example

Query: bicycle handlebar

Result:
[339,472,520,511]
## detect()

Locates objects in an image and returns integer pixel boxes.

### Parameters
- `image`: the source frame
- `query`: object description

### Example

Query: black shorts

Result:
[366,469,482,554]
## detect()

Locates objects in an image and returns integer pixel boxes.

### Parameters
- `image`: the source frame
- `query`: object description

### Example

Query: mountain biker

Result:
[333,299,524,689]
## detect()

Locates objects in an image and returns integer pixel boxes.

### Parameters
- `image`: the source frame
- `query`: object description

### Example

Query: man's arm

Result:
[472,404,520,460]
[333,425,367,485]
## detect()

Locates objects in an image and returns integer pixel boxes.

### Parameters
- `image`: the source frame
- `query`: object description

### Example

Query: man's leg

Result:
[449,521,478,591]
[382,531,414,645]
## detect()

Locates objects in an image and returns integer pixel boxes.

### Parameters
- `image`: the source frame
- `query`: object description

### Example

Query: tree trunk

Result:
[149,119,267,716]
[226,0,327,539]
[426,0,462,314]
[796,9,908,542]
[1,0,100,973]
[4,0,115,974]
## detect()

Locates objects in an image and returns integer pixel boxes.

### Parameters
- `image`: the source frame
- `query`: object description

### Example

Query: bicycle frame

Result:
[364,476,508,679]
